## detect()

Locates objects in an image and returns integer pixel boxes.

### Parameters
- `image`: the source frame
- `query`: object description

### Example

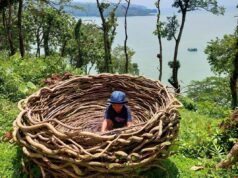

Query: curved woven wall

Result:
[13,74,181,177]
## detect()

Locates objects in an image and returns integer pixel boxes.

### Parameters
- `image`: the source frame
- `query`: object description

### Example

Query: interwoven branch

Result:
[13,74,181,177]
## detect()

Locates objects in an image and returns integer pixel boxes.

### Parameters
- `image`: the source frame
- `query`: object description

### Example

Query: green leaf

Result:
[26,82,37,90]
[19,84,28,94]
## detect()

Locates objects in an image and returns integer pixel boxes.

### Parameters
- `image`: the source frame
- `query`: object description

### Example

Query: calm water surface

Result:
[81,10,237,87]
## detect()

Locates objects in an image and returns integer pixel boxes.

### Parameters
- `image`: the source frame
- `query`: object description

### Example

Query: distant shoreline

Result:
[64,2,157,17]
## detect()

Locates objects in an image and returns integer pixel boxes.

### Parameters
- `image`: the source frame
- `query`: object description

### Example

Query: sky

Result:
[74,0,237,9]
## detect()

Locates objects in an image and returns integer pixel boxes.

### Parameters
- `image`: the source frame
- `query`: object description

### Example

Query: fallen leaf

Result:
[190,165,204,171]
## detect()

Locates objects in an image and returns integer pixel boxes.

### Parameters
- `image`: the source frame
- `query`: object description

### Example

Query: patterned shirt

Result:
[104,104,132,128]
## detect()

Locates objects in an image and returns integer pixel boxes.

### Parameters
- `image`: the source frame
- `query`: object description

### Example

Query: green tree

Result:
[0,0,75,57]
[111,45,139,75]
[159,0,224,93]
[96,0,121,73]
[205,33,238,109]
[23,2,75,57]
[154,0,165,81]
[17,0,24,57]
[123,0,130,73]
[0,2,17,55]
[65,21,104,74]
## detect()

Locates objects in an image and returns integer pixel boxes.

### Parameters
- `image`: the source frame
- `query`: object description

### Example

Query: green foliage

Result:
[67,21,104,73]
[178,109,221,158]
[111,45,139,75]
[139,159,179,178]
[0,142,40,178]
[205,34,236,76]
[0,97,26,177]
[177,96,197,111]
[164,15,179,41]
[196,101,231,119]
[0,52,81,101]
[187,76,232,118]
[214,118,238,153]
[172,0,225,15]
[168,60,180,69]
[169,108,238,178]
[171,154,238,178]
[0,98,18,136]
[0,143,23,178]
[74,19,82,40]
[153,21,167,38]
[24,1,76,55]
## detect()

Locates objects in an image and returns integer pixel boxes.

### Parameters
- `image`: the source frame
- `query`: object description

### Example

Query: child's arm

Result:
[127,121,132,127]
[101,119,108,132]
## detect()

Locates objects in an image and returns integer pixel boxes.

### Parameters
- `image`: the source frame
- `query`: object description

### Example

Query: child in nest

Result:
[101,91,132,132]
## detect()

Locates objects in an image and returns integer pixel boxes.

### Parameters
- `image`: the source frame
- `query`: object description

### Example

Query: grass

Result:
[0,142,23,178]
[0,99,18,136]
[174,109,238,177]
[0,98,25,178]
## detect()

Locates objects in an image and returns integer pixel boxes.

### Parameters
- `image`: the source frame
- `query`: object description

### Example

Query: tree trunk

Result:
[76,44,83,68]
[36,28,41,57]
[43,32,50,57]
[96,0,110,73]
[170,10,187,93]
[156,0,163,81]
[60,40,67,57]
[124,0,130,73]
[2,10,7,48]
[96,1,120,73]
[43,16,53,57]
[105,33,111,72]
[6,2,15,56]
[230,31,238,109]
[74,19,83,68]
[33,14,41,57]
[230,74,238,109]
[17,0,25,57]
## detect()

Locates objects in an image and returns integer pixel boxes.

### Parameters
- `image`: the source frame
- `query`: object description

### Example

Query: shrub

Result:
[0,53,82,101]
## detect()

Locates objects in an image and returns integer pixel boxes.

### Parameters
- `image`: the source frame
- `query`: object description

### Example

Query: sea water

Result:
[81,9,237,87]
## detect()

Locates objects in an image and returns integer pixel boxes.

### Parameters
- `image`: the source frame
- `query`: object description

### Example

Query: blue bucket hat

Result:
[109,91,128,104]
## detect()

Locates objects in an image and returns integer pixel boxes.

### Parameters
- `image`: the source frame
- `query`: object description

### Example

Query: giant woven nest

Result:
[13,74,181,178]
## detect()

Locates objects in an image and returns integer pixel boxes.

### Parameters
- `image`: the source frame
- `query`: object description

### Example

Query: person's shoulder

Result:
[106,104,113,112]
[123,104,131,112]
[104,104,113,118]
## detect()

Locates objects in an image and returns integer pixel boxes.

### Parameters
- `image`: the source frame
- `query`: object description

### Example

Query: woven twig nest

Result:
[13,74,181,177]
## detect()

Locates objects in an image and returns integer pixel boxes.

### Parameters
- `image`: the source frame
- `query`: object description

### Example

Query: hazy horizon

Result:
[73,0,237,10]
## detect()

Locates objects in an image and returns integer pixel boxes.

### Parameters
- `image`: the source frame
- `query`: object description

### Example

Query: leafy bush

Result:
[178,109,227,159]
[196,101,231,119]
[0,53,82,101]
[0,98,18,136]
[177,96,197,111]
[186,76,231,118]
[214,118,238,153]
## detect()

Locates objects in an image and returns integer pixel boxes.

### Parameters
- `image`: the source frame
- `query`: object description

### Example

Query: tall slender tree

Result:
[74,19,83,68]
[229,21,238,108]
[162,0,224,93]
[205,34,238,109]
[123,0,130,73]
[96,0,121,73]
[155,0,164,81]
[5,2,15,55]
[17,0,24,57]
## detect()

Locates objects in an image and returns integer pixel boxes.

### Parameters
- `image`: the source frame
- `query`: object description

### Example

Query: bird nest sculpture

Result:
[13,74,181,178]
